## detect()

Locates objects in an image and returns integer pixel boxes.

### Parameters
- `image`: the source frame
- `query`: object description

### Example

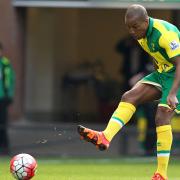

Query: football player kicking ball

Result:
[77,4,180,180]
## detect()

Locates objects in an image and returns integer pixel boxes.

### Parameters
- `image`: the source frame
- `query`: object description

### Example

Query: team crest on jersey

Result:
[170,40,179,50]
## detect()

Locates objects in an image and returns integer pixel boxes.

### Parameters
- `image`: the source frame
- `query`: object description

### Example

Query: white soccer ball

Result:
[10,153,37,180]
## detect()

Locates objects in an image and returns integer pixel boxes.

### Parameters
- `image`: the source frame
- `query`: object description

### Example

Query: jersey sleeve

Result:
[159,31,180,59]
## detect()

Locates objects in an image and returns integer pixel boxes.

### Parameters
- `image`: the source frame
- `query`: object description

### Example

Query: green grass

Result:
[1,157,180,180]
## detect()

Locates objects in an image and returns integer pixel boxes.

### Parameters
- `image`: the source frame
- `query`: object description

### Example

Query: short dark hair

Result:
[0,42,3,50]
[125,4,148,22]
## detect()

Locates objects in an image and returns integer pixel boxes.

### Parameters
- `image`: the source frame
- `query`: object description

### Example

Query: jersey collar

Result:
[146,17,154,37]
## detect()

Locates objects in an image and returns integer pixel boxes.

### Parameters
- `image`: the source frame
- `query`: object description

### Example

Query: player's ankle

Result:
[102,131,111,142]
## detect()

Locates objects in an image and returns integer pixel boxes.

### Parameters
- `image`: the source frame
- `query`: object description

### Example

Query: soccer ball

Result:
[10,153,37,180]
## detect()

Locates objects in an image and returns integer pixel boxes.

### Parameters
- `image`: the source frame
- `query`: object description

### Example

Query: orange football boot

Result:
[77,125,110,151]
[152,173,167,180]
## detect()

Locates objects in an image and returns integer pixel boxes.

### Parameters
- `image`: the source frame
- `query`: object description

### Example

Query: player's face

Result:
[125,16,148,40]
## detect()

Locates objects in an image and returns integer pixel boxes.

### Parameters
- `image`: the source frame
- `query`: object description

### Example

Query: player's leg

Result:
[78,82,161,150]
[103,82,160,140]
[152,71,180,180]
[152,106,174,180]
[0,100,9,155]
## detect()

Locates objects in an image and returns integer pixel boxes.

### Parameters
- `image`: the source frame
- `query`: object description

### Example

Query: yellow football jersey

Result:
[138,17,180,73]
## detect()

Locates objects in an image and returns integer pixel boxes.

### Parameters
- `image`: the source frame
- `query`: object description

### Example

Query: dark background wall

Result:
[0,1,174,122]
[0,0,24,120]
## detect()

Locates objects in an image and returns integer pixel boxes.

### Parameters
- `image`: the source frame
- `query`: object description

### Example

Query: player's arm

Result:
[159,31,180,109]
[167,56,180,109]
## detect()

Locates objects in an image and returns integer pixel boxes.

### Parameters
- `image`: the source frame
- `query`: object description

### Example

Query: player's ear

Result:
[143,18,149,29]
[145,17,149,25]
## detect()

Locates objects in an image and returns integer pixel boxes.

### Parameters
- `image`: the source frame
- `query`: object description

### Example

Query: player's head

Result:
[125,4,149,40]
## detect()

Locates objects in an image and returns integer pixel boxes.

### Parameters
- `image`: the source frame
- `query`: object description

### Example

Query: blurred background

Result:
[0,0,180,158]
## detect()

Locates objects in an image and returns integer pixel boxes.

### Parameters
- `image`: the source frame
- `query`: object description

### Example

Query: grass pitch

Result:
[1,157,180,180]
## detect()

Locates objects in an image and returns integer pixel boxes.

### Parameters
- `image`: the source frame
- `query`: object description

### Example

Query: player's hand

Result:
[167,92,179,110]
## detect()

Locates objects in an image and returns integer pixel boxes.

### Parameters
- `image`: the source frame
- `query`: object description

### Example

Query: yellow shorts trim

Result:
[139,80,162,91]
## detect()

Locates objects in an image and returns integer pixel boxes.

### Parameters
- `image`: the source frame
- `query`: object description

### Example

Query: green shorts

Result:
[139,70,180,114]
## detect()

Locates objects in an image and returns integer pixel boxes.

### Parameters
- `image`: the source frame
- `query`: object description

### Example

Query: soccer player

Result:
[77,4,180,180]
[0,43,15,155]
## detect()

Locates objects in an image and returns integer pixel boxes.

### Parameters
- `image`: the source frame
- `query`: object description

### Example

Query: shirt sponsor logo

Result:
[170,40,180,50]
[151,43,155,51]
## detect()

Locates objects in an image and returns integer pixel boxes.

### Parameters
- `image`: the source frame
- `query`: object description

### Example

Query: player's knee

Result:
[121,90,138,104]
[121,91,131,101]
[155,107,171,126]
